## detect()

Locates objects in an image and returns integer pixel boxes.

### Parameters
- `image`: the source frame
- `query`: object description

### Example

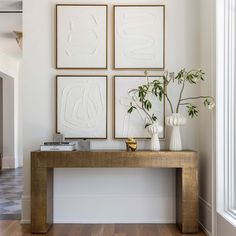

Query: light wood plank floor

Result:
[0,221,207,236]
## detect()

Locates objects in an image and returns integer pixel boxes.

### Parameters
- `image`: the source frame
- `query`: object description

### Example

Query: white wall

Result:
[199,0,215,235]
[2,77,15,168]
[22,0,201,223]
[0,51,22,169]
[0,77,3,154]
[17,62,23,167]
[0,51,19,79]
[0,78,3,156]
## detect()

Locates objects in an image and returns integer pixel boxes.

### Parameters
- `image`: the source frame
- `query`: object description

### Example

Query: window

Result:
[216,0,236,225]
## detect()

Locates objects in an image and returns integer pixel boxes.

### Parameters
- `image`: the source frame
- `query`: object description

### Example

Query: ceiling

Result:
[0,1,22,59]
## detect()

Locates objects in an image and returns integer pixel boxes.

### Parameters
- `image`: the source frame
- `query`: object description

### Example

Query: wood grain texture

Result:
[0,221,206,236]
[31,167,53,233]
[31,150,198,168]
[31,150,198,234]
[0,153,2,170]
[176,168,199,233]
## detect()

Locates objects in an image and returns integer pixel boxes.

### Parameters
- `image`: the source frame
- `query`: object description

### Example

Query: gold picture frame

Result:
[113,75,166,140]
[113,5,165,70]
[56,75,108,139]
[56,4,108,69]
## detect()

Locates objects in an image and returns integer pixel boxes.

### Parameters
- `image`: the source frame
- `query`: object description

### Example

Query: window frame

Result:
[216,0,236,225]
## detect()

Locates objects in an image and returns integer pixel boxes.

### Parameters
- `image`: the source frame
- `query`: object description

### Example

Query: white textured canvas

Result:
[57,76,107,138]
[114,6,164,69]
[114,76,165,139]
[57,5,107,68]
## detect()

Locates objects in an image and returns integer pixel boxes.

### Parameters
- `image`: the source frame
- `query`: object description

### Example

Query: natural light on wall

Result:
[216,0,236,225]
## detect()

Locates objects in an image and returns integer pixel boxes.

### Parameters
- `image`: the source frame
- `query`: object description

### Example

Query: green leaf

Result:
[127,103,137,114]
[204,98,210,106]
[152,114,157,121]
[144,100,152,111]
[145,123,151,128]
[127,107,133,113]
[186,104,199,118]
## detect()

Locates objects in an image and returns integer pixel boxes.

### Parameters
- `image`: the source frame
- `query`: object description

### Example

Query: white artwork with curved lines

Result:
[115,76,165,139]
[57,76,107,138]
[114,6,164,69]
[57,5,107,68]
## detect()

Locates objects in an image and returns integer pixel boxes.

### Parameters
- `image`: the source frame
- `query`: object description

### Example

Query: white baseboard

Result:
[2,155,15,169]
[199,196,212,235]
[21,220,31,224]
[199,196,212,209]
[21,219,175,224]
[21,195,31,224]
[54,219,176,224]
[199,221,212,236]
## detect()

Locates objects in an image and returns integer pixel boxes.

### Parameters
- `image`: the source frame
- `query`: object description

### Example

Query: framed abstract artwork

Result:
[56,4,108,69]
[56,75,107,139]
[114,76,165,139]
[114,5,165,69]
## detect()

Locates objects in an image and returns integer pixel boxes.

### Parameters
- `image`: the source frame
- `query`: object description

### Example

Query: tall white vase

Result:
[166,113,186,151]
[147,122,163,151]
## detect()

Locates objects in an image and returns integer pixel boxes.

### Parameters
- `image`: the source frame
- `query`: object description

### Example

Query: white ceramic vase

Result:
[147,122,163,151]
[166,113,187,151]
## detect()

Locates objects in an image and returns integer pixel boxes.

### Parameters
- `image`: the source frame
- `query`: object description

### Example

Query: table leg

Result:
[31,167,53,233]
[176,167,199,233]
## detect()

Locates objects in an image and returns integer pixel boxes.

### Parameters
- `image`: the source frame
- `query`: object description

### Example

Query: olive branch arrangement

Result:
[128,69,215,127]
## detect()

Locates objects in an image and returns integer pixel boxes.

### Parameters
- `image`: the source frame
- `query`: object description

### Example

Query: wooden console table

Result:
[31,150,198,234]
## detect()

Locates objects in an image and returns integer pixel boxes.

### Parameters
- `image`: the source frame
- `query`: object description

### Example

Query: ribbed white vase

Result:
[166,113,187,151]
[147,122,163,151]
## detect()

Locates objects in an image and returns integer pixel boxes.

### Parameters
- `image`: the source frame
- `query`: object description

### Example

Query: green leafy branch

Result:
[127,74,165,127]
[158,69,215,118]
[127,69,215,122]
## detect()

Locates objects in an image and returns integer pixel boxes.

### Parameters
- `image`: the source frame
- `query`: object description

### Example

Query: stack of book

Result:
[40,142,76,151]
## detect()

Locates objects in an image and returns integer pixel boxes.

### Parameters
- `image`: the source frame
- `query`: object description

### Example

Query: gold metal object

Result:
[125,138,137,151]
[13,31,22,48]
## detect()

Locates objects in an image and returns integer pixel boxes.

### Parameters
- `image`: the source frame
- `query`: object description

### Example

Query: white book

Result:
[40,144,76,151]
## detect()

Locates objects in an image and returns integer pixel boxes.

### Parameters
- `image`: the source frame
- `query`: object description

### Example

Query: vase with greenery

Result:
[127,69,215,151]
[127,71,164,151]
[159,68,215,151]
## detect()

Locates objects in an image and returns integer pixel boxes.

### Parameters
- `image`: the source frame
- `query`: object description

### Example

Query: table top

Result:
[31,150,198,169]
[33,149,196,153]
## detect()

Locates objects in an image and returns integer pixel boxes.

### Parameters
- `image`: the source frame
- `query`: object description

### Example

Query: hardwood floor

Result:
[0,221,207,236]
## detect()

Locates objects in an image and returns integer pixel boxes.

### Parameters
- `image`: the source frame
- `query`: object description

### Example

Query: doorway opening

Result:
[0,75,23,220]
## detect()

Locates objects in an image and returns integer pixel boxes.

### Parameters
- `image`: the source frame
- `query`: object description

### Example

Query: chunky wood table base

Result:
[31,150,198,234]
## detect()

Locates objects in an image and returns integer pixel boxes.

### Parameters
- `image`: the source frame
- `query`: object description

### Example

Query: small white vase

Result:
[166,113,186,151]
[147,122,163,151]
